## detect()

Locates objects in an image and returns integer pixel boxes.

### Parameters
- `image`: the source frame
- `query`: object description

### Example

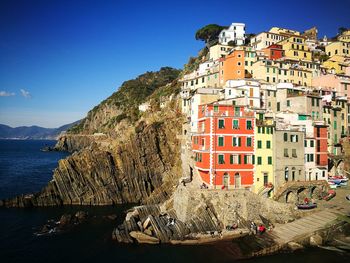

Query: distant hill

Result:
[0,121,80,140]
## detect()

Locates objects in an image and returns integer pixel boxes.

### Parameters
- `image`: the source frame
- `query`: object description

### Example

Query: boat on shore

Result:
[297,203,317,210]
[323,190,336,201]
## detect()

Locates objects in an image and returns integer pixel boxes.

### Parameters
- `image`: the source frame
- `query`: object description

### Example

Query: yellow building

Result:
[338,30,350,43]
[254,113,275,197]
[323,55,349,74]
[244,47,257,75]
[252,59,313,86]
[278,36,312,61]
[269,27,300,36]
[325,41,350,57]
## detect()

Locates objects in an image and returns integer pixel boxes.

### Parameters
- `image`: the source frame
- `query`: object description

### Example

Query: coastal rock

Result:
[2,114,182,207]
[287,242,304,251]
[75,211,88,221]
[310,234,323,246]
[129,231,160,244]
[106,214,118,221]
[59,214,72,226]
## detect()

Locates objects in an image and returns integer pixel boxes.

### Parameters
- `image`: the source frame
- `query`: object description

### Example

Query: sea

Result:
[0,139,349,263]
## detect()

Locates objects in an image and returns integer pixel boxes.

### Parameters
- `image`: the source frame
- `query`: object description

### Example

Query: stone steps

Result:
[271,210,338,244]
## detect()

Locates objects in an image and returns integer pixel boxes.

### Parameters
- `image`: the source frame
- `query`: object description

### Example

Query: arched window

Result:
[292,167,296,181]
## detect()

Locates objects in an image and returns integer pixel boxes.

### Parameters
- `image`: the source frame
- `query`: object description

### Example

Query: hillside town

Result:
[179,23,350,200]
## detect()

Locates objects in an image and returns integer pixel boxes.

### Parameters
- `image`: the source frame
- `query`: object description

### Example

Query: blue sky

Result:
[1,0,349,128]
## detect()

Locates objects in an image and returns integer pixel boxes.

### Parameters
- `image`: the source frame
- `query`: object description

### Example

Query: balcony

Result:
[256,119,274,126]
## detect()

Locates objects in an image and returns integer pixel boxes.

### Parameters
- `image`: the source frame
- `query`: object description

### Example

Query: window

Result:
[233,137,241,147]
[268,156,272,165]
[257,156,262,165]
[233,119,239,129]
[218,136,224,146]
[246,137,252,147]
[284,148,289,157]
[292,149,297,158]
[283,133,288,142]
[304,140,307,147]
[266,141,271,148]
[257,140,262,148]
[291,134,298,142]
[246,120,252,130]
[218,154,225,164]
[218,119,225,129]
[277,102,280,111]
[310,140,314,147]
[287,100,290,107]
[230,154,238,164]
[214,105,218,112]
[334,121,337,130]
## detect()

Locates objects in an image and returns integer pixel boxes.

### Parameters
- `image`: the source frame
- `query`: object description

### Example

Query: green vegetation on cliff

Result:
[68,67,181,134]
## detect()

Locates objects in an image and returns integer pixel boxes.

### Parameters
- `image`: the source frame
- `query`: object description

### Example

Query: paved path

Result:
[269,210,339,244]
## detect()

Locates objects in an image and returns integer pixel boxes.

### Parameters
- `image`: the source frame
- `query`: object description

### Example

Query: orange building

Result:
[314,124,328,167]
[192,102,255,189]
[263,44,284,60]
[220,49,245,86]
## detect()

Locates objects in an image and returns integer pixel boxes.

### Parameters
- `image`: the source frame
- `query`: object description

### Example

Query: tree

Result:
[338,27,348,36]
[195,24,227,44]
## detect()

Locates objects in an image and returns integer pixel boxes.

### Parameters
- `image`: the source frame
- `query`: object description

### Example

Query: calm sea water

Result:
[0,140,349,263]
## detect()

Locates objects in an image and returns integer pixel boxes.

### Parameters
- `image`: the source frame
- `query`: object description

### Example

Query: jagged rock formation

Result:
[1,67,183,208]
[2,112,182,207]
[112,185,298,244]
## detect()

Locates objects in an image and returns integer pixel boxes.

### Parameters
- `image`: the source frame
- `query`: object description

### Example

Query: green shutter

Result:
[258,140,262,148]
[247,137,252,147]
[238,137,241,146]
[244,155,247,164]
[219,119,225,128]
[218,137,224,146]
[233,137,237,146]
[268,156,272,165]
[257,157,262,165]
[238,155,241,164]
[266,141,271,148]
[230,155,233,164]
[252,155,255,164]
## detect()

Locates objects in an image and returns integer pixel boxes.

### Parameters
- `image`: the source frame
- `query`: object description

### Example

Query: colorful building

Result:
[219,49,245,85]
[263,44,284,60]
[254,113,275,196]
[325,41,350,57]
[192,102,255,189]
[218,23,246,46]
[278,36,312,61]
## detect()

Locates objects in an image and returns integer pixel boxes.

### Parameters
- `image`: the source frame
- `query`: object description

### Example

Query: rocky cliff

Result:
[1,67,183,207]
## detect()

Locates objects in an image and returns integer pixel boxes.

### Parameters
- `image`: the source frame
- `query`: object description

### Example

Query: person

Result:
[258,224,266,234]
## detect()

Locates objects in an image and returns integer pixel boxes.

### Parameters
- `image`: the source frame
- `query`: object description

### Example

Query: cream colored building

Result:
[252,59,313,86]
[338,30,350,42]
[325,41,350,57]
[209,44,232,60]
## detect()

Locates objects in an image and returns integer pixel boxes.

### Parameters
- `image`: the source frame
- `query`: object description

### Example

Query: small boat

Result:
[323,190,336,201]
[328,181,338,189]
[346,195,350,201]
[328,179,342,184]
[297,203,317,210]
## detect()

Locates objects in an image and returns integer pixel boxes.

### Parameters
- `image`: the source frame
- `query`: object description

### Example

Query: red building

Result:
[264,44,284,60]
[314,124,328,167]
[192,102,255,189]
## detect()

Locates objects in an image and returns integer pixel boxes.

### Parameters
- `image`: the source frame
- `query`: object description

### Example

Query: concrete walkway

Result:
[269,210,339,244]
